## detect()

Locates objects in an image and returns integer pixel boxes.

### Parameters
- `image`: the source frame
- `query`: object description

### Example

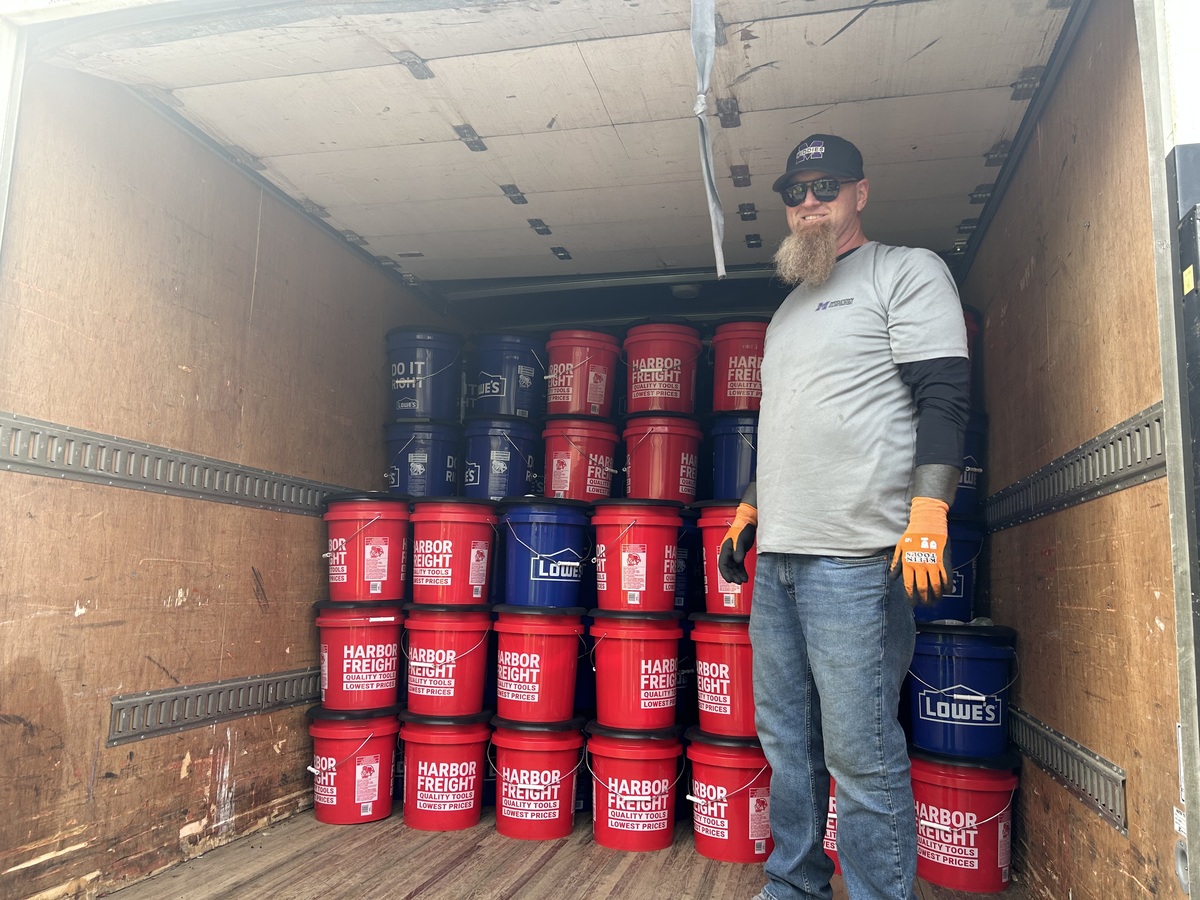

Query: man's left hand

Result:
[890,497,950,602]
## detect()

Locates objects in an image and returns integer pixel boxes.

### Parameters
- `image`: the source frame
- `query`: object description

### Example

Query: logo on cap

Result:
[796,141,826,163]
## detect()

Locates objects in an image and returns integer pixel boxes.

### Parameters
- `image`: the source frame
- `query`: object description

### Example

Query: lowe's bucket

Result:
[402,604,493,716]
[908,624,1017,760]
[624,322,703,415]
[308,705,402,824]
[543,417,619,502]
[385,420,460,499]
[592,500,683,612]
[912,753,1019,892]
[386,329,463,420]
[491,716,585,840]
[323,492,410,602]
[696,502,756,615]
[589,609,682,730]
[409,499,497,604]
[314,600,404,711]
[950,413,988,518]
[399,711,492,831]
[622,415,702,503]
[546,329,621,418]
[493,605,586,722]
[914,519,985,623]
[585,721,683,851]
[468,333,546,420]
[710,320,767,413]
[688,613,755,738]
[462,417,540,501]
[684,727,773,863]
[709,414,758,501]
[499,498,590,608]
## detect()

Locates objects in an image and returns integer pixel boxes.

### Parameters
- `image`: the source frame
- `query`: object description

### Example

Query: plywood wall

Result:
[961,0,1181,896]
[0,64,456,899]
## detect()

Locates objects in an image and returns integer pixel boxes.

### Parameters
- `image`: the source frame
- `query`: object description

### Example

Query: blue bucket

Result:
[950,413,987,518]
[384,420,460,498]
[709,414,758,501]
[386,329,463,420]
[462,417,540,501]
[675,510,702,613]
[499,499,591,607]
[468,334,546,420]
[914,519,984,623]
[908,623,1017,759]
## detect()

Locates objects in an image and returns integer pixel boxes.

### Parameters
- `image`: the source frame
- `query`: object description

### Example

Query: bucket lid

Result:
[463,414,542,430]
[491,715,587,732]
[916,622,1017,643]
[498,495,591,510]
[411,496,499,509]
[624,317,701,334]
[588,608,684,621]
[398,708,494,726]
[313,599,405,612]
[909,744,1021,772]
[683,726,764,749]
[585,720,681,742]
[384,418,463,429]
[468,331,547,346]
[494,604,587,617]
[402,602,493,614]
[688,612,751,625]
[385,327,462,342]
[307,703,403,722]
[592,498,684,509]
[709,316,772,329]
[323,490,411,508]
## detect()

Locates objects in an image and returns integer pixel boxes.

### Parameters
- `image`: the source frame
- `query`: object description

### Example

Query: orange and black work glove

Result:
[890,497,950,602]
[718,503,758,584]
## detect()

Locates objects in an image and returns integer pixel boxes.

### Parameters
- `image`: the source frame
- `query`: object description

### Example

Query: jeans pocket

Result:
[828,551,889,568]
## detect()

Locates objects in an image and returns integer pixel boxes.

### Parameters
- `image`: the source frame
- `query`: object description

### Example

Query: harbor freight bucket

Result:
[585,721,683,851]
[684,727,773,863]
[710,321,768,412]
[624,322,703,415]
[315,600,404,711]
[493,605,586,722]
[323,492,410,602]
[688,614,755,738]
[386,329,463,420]
[592,500,683,612]
[308,705,402,825]
[912,753,1019,892]
[462,417,540,501]
[402,604,492,716]
[468,333,546,420]
[824,778,841,874]
[399,711,492,831]
[950,413,988,518]
[499,498,591,608]
[589,609,682,730]
[546,330,621,418]
[914,519,984,623]
[622,415,702,504]
[909,624,1017,760]
[491,716,585,840]
[695,502,756,615]
[709,414,758,501]
[543,417,619,502]
[384,420,460,499]
[409,499,497,604]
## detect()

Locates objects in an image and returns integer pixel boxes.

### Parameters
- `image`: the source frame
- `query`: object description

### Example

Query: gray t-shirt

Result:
[756,241,968,557]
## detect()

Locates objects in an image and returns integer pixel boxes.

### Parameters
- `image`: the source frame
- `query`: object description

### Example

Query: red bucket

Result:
[543,417,619,502]
[623,323,702,415]
[546,330,621,419]
[315,601,404,711]
[697,503,756,614]
[688,614,755,738]
[307,706,401,825]
[409,499,497,604]
[622,415,702,503]
[710,321,767,412]
[492,717,586,840]
[825,777,841,874]
[912,754,1019,893]
[399,712,492,831]
[402,605,492,716]
[323,493,410,602]
[684,728,773,863]
[586,721,683,851]
[493,605,585,723]
[589,610,682,730]
[592,500,683,612]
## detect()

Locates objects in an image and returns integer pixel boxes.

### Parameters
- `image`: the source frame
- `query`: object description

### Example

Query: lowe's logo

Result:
[530,556,581,582]
[816,298,853,311]
[917,688,1001,727]
[477,371,507,397]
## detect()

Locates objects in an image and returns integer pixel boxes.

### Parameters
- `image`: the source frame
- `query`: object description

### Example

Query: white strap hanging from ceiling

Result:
[691,0,726,279]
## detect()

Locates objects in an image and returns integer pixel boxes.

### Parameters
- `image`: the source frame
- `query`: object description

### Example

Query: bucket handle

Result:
[592,520,639,564]
[305,732,375,776]
[686,763,769,805]
[405,348,462,385]
[584,750,688,799]
[322,515,382,558]
[554,431,619,474]
[737,431,757,451]
[906,653,1020,700]
[402,627,491,667]
[529,347,547,373]
[621,429,660,471]
[505,519,591,561]
[917,789,1016,835]
[486,743,585,795]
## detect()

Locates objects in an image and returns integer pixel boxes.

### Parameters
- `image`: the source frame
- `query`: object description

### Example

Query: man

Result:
[719,134,970,900]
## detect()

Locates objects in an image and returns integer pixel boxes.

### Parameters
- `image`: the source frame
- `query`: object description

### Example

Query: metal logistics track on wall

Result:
[984,402,1166,531]
[0,410,352,515]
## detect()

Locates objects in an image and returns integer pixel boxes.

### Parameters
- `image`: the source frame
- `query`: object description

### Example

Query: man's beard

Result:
[773,221,838,287]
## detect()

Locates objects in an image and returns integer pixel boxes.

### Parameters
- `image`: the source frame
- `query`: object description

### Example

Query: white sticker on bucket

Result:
[551,452,572,493]
[356,754,381,804]
[750,787,771,841]
[364,537,389,581]
[469,541,489,591]
[622,544,647,592]
[587,366,608,405]
[320,644,329,692]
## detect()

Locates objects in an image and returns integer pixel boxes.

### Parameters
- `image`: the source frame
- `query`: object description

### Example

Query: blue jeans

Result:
[749,552,916,900]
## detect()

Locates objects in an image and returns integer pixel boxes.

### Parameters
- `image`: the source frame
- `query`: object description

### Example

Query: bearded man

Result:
[718,134,972,900]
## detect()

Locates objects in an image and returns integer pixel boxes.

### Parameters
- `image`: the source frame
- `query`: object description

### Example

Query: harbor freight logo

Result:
[815,298,853,311]
[916,686,1001,727]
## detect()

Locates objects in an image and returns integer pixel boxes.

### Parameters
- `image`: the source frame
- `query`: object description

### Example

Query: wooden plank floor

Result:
[101,809,1034,900]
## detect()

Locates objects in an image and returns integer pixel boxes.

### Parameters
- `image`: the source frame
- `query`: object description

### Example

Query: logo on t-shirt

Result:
[815,298,854,311]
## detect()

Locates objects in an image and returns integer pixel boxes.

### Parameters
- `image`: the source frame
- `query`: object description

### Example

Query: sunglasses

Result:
[779,177,859,207]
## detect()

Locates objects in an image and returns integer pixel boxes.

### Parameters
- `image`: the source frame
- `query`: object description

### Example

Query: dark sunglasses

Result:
[779,177,858,207]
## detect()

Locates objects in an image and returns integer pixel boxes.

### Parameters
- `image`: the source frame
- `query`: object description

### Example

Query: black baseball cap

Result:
[771,134,865,193]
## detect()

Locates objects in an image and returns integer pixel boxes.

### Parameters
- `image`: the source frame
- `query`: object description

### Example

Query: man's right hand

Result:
[718,503,758,584]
